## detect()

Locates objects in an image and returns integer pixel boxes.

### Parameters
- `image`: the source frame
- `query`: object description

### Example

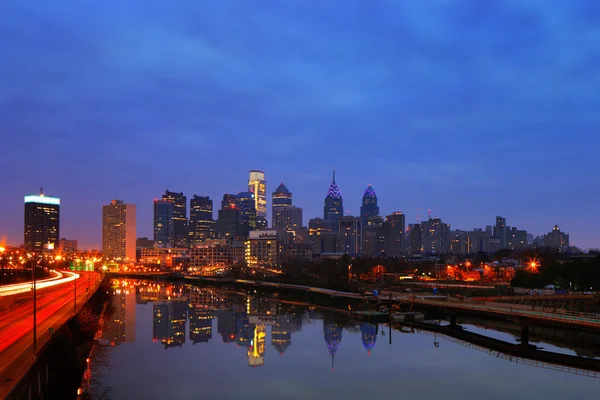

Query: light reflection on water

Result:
[93,280,600,400]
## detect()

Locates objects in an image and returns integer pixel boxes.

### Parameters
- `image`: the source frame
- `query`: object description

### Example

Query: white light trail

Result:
[0,270,80,297]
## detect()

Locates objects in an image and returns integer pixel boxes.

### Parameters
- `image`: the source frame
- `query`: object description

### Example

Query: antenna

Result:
[416,208,421,223]
[40,187,44,196]
[332,168,336,183]
[428,209,432,220]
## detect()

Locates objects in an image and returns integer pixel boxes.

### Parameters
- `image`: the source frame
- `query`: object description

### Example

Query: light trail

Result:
[0,271,79,297]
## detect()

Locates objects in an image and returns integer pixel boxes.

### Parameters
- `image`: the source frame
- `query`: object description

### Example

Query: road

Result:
[0,271,101,399]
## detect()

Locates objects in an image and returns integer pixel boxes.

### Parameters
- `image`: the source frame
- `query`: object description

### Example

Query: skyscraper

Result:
[154,200,174,247]
[494,216,508,249]
[339,216,362,255]
[236,192,256,237]
[324,169,343,233]
[383,212,405,255]
[273,206,303,232]
[216,194,242,239]
[360,185,381,227]
[421,218,450,253]
[189,195,215,244]
[24,191,60,252]
[272,183,292,209]
[248,170,267,218]
[162,191,188,248]
[102,199,136,260]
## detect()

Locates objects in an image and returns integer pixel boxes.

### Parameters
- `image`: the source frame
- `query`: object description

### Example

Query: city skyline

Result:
[1,1,599,249]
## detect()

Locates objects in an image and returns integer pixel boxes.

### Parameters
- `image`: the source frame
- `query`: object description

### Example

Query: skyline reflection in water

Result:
[94,280,599,400]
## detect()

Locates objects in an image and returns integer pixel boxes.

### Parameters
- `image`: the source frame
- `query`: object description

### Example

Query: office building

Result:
[248,170,267,219]
[339,216,362,255]
[154,200,174,247]
[494,216,508,249]
[360,185,381,227]
[508,227,528,251]
[421,218,450,253]
[24,191,60,252]
[189,195,215,244]
[236,192,256,236]
[544,225,570,250]
[324,169,343,233]
[383,212,405,255]
[59,238,78,253]
[272,183,292,208]
[245,230,283,267]
[162,191,188,248]
[216,194,242,239]
[408,224,422,254]
[308,218,333,237]
[102,199,136,260]
[189,240,245,270]
[273,206,303,232]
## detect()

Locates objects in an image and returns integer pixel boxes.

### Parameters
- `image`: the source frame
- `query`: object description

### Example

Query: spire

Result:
[332,168,336,183]
[331,354,335,371]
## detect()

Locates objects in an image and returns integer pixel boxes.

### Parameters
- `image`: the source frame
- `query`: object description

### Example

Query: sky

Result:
[1,0,599,250]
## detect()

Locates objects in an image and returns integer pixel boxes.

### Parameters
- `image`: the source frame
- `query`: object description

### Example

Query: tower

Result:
[24,190,60,252]
[153,200,174,247]
[248,170,267,219]
[324,169,343,233]
[236,192,256,237]
[360,185,381,227]
[162,191,188,248]
[189,195,215,244]
[102,199,136,259]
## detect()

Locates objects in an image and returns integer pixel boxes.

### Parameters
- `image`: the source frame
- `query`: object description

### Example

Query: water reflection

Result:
[97,279,600,400]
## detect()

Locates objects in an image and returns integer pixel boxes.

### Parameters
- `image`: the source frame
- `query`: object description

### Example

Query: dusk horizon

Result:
[1,1,599,250]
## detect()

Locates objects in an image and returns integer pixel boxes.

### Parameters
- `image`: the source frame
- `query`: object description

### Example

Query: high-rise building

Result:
[308,218,333,237]
[494,216,508,249]
[154,200,174,247]
[248,170,267,219]
[273,206,303,232]
[508,227,528,251]
[236,192,256,237]
[245,230,283,267]
[102,199,136,260]
[24,191,60,252]
[339,216,362,255]
[324,169,343,233]
[360,185,381,227]
[383,212,405,255]
[216,194,242,239]
[272,183,292,209]
[221,194,237,209]
[408,224,422,254]
[189,195,215,244]
[421,218,450,253]
[162,191,188,248]
[544,225,570,250]
[59,238,78,252]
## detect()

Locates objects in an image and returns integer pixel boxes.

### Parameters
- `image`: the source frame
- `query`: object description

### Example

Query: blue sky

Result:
[1,0,599,249]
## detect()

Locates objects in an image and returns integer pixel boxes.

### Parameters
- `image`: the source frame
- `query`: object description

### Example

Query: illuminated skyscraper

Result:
[339,216,362,255]
[153,200,174,247]
[216,194,242,239]
[162,191,188,248]
[24,190,60,252]
[236,192,256,237]
[248,170,267,219]
[189,195,215,244]
[102,199,136,260]
[360,185,381,227]
[323,321,343,371]
[360,323,378,356]
[324,169,343,233]
[272,183,292,209]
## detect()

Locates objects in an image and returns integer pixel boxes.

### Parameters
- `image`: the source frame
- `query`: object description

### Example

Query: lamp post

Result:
[32,250,37,359]
[0,247,5,284]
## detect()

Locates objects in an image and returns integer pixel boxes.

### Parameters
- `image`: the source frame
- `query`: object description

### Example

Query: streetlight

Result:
[0,247,5,283]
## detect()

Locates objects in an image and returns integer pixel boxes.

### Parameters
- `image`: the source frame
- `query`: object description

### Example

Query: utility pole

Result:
[32,251,37,359]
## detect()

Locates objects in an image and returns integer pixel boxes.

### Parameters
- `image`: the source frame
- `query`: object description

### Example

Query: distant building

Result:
[59,238,78,253]
[140,247,188,268]
[136,237,154,249]
[24,191,60,252]
[272,183,292,209]
[362,225,384,257]
[273,206,303,232]
[236,192,257,236]
[216,197,242,240]
[189,195,215,244]
[339,216,362,255]
[360,185,381,227]
[508,227,528,251]
[494,216,508,249]
[189,240,245,270]
[245,229,284,267]
[256,216,269,230]
[162,191,188,248]
[421,218,450,253]
[248,170,267,219]
[308,218,333,237]
[153,200,174,247]
[544,225,570,250]
[102,199,136,260]
[312,232,341,256]
[383,212,405,255]
[408,224,422,255]
[324,169,343,234]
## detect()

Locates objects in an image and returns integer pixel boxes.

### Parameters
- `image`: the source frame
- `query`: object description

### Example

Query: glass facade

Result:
[236,192,256,237]
[154,200,174,247]
[248,170,267,218]
[162,191,188,248]
[24,194,60,252]
[189,195,215,244]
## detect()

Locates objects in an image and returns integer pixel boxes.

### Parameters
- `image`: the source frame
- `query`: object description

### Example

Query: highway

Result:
[0,271,101,399]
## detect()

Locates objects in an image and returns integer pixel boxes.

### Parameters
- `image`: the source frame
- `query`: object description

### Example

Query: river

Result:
[88,279,600,399]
